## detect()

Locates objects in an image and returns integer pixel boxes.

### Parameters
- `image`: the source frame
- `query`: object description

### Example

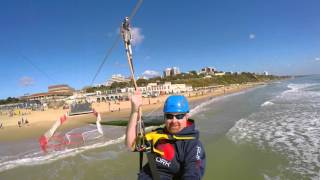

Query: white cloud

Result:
[249,33,256,40]
[131,27,144,46]
[142,70,160,78]
[19,76,34,87]
[315,57,320,61]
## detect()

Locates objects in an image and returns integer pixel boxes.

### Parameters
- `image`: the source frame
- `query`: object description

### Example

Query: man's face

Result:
[164,113,189,134]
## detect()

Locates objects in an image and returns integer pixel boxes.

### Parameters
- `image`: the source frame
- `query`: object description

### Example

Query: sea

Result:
[0,75,319,180]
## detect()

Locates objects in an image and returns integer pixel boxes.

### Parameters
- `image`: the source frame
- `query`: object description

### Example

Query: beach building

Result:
[105,74,131,86]
[214,72,225,76]
[164,68,171,77]
[48,84,74,93]
[163,67,181,77]
[144,82,192,95]
[89,81,192,103]
[24,84,74,103]
[199,67,215,75]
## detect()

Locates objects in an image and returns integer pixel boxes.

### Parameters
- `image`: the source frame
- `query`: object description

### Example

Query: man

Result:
[120,16,133,57]
[126,90,206,179]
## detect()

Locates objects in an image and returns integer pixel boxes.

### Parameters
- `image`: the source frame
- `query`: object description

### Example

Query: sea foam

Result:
[261,101,274,107]
[0,126,126,173]
[228,82,320,179]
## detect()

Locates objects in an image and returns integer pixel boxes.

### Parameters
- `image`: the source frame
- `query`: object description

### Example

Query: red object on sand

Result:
[60,114,67,124]
[39,135,48,152]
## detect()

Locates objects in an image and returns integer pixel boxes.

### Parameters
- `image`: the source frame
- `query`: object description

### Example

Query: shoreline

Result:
[0,82,265,142]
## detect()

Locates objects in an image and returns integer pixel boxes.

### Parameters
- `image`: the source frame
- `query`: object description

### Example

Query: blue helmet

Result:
[163,95,189,113]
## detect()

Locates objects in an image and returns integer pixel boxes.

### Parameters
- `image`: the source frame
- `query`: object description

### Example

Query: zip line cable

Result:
[129,0,144,20]
[90,0,144,86]
[90,36,121,86]
[21,54,57,84]
[17,0,144,88]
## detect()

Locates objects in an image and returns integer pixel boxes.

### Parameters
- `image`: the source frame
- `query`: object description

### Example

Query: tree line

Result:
[0,97,22,105]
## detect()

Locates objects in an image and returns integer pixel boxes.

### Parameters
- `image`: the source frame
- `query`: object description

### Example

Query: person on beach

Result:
[126,90,206,179]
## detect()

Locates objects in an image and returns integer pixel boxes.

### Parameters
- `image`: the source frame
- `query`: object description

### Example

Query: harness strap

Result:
[139,151,143,171]
[145,131,195,156]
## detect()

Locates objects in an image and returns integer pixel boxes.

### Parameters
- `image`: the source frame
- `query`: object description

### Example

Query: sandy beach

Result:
[0,83,262,142]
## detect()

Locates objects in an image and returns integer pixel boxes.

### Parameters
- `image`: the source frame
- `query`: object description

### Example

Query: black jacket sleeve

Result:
[182,140,206,180]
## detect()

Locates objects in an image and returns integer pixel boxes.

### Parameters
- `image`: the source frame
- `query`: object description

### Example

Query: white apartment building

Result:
[163,67,181,77]
[105,74,131,86]
[111,82,192,97]
[164,68,172,77]
[144,82,192,95]
[199,67,215,75]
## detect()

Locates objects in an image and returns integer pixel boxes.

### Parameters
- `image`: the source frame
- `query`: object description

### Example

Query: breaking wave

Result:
[261,101,274,107]
[227,82,320,179]
[0,126,125,173]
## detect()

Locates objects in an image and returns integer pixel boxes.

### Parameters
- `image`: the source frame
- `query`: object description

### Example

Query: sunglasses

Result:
[165,113,186,120]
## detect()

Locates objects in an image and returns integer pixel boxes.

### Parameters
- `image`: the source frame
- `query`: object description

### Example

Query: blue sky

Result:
[1,0,320,99]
